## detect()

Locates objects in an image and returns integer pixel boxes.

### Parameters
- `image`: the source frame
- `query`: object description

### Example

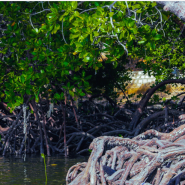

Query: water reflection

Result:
[0,154,89,185]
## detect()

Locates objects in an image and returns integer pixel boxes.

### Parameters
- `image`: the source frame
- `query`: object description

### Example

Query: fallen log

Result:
[66,124,185,185]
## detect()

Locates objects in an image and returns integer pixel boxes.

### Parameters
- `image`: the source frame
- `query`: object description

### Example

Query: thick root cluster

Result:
[66,124,185,185]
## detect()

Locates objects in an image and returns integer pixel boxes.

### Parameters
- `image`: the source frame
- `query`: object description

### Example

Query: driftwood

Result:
[66,123,185,185]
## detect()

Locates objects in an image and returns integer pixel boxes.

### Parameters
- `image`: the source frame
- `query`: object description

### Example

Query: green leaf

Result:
[93,31,99,37]
[49,25,54,31]
[75,66,80,72]
[136,9,142,13]
[7,103,12,108]
[8,25,12,31]
[109,12,114,17]
[59,15,64,21]
[40,69,44,73]
[54,93,60,99]
[0,93,4,98]
[39,39,42,45]
[82,71,85,77]
[138,40,145,44]
[33,56,37,60]
[85,75,92,80]
[153,34,162,41]
[35,96,39,103]
[51,8,58,13]
[65,70,69,75]
[32,52,37,56]
[26,89,31,95]
[151,29,157,37]
[162,13,168,21]
[84,81,89,87]
[69,90,74,97]
[21,75,25,83]
[128,20,135,27]
[83,56,91,62]
[120,30,126,39]
[90,33,93,42]
[53,24,60,34]
[41,153,45,158]
[35,28,39,33]
[71,1,77,9]
[69,15,75,22]
[60,92,64,99]
[94,2,99,7]
[13,23,17,30]
[67,82,70,87]
[63,61,68,66]
[59,12,68,21]
[150,41,155,50]
[80,92,85,96]
[70,34,79,39]
[131,28,137,34]
[151,2,157,7]
[132,4,140,9]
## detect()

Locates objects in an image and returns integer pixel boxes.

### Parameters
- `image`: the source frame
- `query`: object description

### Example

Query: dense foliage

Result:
[0,1,184,110]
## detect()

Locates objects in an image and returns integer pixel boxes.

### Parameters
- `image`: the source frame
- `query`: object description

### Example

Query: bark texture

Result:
[66,123,185,185]
[157,1,185,22]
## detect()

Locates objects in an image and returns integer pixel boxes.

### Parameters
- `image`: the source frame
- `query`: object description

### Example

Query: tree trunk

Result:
[129,79,185,130]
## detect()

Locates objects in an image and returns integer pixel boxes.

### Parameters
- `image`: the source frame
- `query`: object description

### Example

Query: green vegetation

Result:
[0,1,184,112]
[41,153,47,184]
[0,1,185,157]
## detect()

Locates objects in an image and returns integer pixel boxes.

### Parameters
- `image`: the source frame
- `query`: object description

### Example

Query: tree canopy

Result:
[0,1,185,111]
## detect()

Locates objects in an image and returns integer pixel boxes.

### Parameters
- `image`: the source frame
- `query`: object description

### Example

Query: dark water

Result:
[0,154,89,185]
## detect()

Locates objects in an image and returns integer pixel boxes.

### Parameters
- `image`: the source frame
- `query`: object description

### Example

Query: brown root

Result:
[66,124,185,185]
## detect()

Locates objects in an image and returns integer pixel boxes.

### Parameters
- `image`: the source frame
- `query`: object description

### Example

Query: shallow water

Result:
[0,154,89,185]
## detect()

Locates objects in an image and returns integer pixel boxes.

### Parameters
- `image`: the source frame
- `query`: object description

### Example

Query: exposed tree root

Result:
[0,88,185,161]
[0,96,133,156]
[66,124,185,185]
[0,93,185,157]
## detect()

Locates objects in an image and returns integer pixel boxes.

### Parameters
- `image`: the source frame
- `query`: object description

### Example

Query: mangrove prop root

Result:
[66,124,185,185]
[0,95,184,158]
